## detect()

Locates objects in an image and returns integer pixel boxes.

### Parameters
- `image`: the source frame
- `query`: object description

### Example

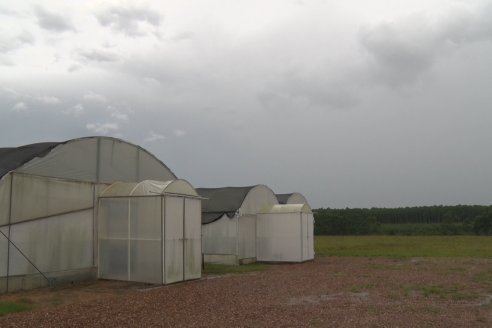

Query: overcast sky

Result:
[1,0,492,208]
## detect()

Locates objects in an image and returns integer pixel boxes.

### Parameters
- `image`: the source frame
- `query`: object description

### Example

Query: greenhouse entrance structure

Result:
[98,180,202,284]
[257,204,314,262]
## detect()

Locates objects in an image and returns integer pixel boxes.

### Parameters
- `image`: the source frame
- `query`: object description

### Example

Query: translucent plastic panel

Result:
[307,214,315,260]
[138,150,176,181]
[202,215,237,255]
[302,214,309,261]
[184,198,201,280]
[99,239,128,281]
[129,197,162,284]
[99,139,138,183]
[98,199,129,239]
[0,175,11,226]
[11,174,94,224]
[9,210,93,273]
[0,227,8,278]
[256,213,302,262]
[238,215,256,259]
[130,197,161,240]
[17,138,98,182]
[164,196,184,284]
[130,240,161,284]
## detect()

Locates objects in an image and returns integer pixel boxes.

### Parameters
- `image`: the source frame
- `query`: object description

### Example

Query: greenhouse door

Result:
[164,197,184,284]
[164,197,201,283]
[184,198,201,280]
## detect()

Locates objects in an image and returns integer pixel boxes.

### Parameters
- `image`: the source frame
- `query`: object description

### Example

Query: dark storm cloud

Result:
[34,6,74,33]
[96,6,162,37]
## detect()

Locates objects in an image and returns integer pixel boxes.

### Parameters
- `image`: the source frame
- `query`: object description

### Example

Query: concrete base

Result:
[204,254,238,265]
[239,257,257,265]
[0,267,97,294]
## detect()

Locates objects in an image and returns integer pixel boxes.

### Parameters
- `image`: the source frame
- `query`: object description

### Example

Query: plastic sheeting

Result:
[0,175,11,226]
[257,207,314,262]
[15,137,177,183]
[98,181,202,285]
[10,173,93,224]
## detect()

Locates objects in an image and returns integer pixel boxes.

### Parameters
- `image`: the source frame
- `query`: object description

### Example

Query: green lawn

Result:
[315,235,492,258]
[0,301,32,317]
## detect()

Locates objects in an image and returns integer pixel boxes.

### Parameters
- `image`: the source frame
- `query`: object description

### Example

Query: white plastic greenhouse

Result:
[198,185,279,265]
[276,192,309,206]
[0,137,180,293]
[98,180,202,284]
[257,204,314,262]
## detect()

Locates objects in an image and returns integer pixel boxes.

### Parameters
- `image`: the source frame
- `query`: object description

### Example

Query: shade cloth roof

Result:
[0,142,60,178]
[197,186,255,224]
[276,193,294,205]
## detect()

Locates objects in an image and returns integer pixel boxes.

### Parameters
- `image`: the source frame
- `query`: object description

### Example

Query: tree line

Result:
[314,205,492,235]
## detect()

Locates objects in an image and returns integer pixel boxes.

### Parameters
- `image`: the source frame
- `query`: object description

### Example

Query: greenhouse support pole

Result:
[6,173,13,292]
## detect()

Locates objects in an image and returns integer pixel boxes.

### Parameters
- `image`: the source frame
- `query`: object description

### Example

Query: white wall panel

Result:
[202,215,237,256]
[0,227,8,278]
[257,213,301,262]
[0,175,11,226]
[164,196,184,284]
[11,174,93,224]
[238,215,256,259]
[8,209,93,275]
[307,214,315,260]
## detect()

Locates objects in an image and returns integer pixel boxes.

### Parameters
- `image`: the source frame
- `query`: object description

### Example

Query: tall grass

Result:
[315,236,492,258]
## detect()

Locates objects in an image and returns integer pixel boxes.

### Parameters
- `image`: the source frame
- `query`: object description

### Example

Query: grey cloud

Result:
[96,6,162,37]
[0,31,35,53]
[76,49,119,63]
[259,69,360,111]
[34,6,74,33]
[359,5,492,87]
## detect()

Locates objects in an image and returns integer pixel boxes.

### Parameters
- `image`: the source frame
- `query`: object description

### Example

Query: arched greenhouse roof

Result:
[0,136,177,180]
[100,179,198,197]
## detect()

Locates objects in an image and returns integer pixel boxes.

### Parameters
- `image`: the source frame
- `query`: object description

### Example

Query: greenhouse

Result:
[98,180,202,284]
[0,136,179,293]
[257,204,315,262]
[198,185,278,265]
[276,192,309,206]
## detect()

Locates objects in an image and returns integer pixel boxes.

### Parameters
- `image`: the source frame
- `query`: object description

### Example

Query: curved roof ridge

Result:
[0,136,177,179]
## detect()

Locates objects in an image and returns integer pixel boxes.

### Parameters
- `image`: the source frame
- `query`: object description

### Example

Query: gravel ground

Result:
[1,257,492,327]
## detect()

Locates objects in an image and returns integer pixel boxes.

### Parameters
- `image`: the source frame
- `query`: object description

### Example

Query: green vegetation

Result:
[0,301,32,317]
[314,206,492,236]
[315,236,492,258]
[203,263,269,275]
[417,285,478,300]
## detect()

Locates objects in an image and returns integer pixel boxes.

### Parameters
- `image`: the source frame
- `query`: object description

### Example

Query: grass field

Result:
[315,235,492,258]
[0,301,31,317]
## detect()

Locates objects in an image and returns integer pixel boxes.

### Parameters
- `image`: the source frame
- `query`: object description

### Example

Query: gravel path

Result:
[1,257,491,327]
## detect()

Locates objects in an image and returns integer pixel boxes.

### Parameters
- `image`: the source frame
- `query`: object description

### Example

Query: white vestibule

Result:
[257,204,315,262]
[98,180,202,285]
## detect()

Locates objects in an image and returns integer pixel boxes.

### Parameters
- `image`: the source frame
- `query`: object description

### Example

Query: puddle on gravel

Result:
[287,292,369,305]
[479,294,492,306]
